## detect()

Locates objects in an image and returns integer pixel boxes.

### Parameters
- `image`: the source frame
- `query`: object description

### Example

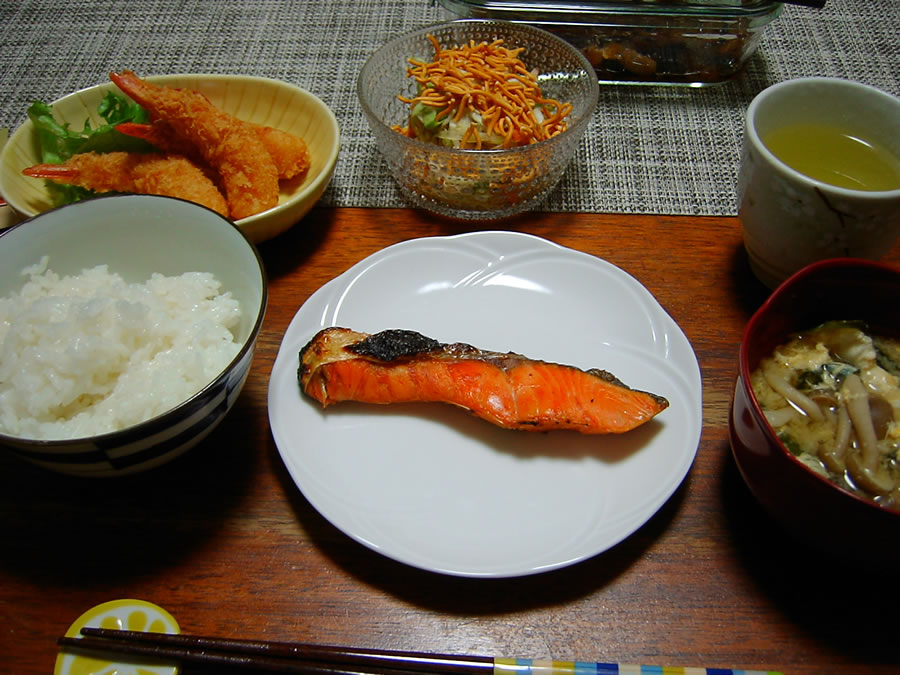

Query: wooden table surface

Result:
[2,207,897,674]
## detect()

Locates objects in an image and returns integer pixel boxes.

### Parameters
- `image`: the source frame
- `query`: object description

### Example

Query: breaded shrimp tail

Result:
[23,151,228,216]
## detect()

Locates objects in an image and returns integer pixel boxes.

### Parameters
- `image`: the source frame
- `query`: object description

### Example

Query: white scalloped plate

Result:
[268,232,702,577]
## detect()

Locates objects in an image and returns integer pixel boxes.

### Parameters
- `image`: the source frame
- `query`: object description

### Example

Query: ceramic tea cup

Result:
[737,77,900,288]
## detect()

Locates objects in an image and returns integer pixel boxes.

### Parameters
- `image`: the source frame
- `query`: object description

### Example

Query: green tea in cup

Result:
[762,122,900,192]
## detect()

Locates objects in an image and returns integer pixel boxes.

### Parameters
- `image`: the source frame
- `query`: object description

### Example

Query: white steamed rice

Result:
[0,257,242,440]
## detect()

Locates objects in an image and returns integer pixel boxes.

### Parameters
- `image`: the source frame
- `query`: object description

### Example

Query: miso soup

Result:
[750,321,900,510]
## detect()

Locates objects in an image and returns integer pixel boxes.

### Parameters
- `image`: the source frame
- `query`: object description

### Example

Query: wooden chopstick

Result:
[58,628,495,674]
[58,635,358,673]
[59,628,783,675]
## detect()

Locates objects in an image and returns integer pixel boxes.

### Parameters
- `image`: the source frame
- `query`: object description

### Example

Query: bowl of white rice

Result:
[0,194,267,476]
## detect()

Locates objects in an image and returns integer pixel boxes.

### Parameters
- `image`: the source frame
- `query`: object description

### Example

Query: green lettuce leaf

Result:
[26,92,153,206]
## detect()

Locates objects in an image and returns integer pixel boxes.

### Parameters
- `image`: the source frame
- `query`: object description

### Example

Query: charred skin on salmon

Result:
[298,327,668,434]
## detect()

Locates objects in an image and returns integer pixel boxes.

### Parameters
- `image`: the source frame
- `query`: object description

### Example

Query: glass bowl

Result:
[357,19,599,220]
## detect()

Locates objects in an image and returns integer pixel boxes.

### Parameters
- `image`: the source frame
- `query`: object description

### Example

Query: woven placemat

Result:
[1,0,896,217]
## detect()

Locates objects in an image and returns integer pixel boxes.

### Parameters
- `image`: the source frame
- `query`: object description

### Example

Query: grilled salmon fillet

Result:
[298,328,668,434]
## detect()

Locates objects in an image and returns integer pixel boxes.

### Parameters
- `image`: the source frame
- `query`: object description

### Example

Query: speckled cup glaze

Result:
[737,78,900,288]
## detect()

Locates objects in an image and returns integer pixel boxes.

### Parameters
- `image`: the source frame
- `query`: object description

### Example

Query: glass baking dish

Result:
[439,0,784,85]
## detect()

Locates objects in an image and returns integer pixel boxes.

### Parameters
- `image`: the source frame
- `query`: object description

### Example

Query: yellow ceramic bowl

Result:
[0,74,340,243]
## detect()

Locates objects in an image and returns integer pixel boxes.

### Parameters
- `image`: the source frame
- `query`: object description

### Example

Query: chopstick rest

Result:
[57,628,784,675]
[54,600,181,675]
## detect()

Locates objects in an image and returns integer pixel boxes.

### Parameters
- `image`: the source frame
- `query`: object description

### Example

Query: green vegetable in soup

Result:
[795,362,858,390]
[777,432,804,457]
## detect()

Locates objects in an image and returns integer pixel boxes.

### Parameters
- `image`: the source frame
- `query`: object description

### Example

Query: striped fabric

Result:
[493,659,781,675]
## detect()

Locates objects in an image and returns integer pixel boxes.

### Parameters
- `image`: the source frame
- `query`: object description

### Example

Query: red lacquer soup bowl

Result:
[729,258,900,563]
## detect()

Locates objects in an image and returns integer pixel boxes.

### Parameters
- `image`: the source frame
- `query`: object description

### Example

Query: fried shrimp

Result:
[109,70,279,219]
[114,122,206,166]
[252,125,310,180]
[23,151,228,216]
[117,121,310,180]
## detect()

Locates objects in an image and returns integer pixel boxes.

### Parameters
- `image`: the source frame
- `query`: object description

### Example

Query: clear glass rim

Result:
[439,0,783,20]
